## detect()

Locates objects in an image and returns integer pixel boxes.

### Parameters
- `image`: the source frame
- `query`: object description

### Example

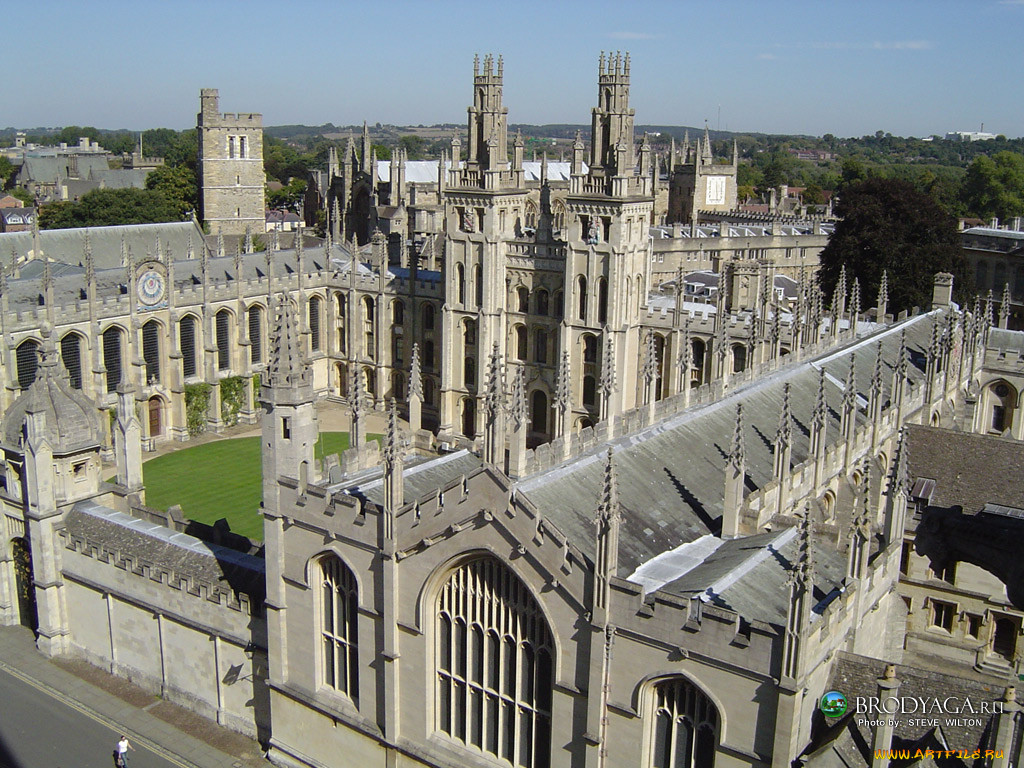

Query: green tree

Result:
[39,187,183,229]
[818,178,970,315]
[802,183,824,206]
[961,151,1024,222]
[145,164,198,216]
[8,188,34,205]
[398,135,427,160]
[0,156,15,189]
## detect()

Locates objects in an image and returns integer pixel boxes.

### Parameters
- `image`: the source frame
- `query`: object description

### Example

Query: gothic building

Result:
[1,54,1023,768]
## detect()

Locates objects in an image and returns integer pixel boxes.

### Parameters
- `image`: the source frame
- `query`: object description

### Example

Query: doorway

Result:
[992,615,1019,661]
[11,537,37,630]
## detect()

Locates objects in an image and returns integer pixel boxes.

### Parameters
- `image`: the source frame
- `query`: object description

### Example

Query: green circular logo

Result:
[820,690,848,718]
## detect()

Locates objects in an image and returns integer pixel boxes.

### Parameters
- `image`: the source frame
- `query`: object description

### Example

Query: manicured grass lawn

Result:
[142,432,370,541]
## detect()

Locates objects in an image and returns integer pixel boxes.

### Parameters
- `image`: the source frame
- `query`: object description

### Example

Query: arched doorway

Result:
[148,396,163,438]
[461,397,476,439]
[11,537,37,630]
[993,616,1018,661]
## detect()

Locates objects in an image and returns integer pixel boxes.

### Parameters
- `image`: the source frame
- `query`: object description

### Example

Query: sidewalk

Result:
[0,624,270,768]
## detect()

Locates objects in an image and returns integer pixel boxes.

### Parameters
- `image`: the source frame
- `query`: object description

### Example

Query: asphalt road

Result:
[0,666,185,768]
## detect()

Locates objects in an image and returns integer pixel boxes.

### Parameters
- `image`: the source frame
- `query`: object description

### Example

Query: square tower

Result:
[197,88,266,236]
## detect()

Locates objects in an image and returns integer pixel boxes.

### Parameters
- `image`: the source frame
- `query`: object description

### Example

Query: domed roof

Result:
[1,342,102,454]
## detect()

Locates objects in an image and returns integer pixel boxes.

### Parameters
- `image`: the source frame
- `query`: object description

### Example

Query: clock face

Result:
[137,269,166,307]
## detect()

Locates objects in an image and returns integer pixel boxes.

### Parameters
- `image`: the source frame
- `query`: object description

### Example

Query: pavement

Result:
[0,623,270,768]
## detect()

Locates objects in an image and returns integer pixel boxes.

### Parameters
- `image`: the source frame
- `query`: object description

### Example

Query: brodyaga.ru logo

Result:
[820,691,848,718]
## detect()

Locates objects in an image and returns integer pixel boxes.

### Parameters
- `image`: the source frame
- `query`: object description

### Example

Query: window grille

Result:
[103,327,122,392]
[320,557,358,698]
[216,311,230,371]
[651,678,718,768]
[143,321,161,385]
[180,317,197,378]
[437,557,552,768]
[249,307,262,364]
[16,340,39,390]
[60,334,82,390]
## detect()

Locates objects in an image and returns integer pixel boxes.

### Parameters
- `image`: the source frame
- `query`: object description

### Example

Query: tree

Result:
[802,183,824,206]
[38,188,183,229]
[145,164,197,217]
[819,178,970,315]
[961,151,1024,223]
[0,156,15,189]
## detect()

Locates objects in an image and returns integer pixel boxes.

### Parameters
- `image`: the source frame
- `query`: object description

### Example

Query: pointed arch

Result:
[15,338,40,390]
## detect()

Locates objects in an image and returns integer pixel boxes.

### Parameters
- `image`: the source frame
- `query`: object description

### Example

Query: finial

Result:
[597,448,620,522]
[776,383,792,447]
[384,397,400,465]
[813,367,827,430]
[484,342,504,419]
[599,332,616,399]
[729,404,746,471]
[641,330,657,384]
[509,365,528,430]
[843,357,857,412]
[555,350,571,409]
[409,343,423,399]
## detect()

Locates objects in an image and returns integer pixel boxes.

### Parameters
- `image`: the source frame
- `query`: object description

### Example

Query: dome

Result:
[1,343,102,454]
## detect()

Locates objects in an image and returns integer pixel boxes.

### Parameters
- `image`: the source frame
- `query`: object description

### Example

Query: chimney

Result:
[870,664,901,768]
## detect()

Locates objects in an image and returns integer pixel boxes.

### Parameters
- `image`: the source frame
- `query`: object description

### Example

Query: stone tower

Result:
[667,128,738,224]
[197,88,266,236]
[441,54,528,441]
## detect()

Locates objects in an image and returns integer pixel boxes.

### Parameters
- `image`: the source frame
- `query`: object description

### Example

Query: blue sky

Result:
[8,0,1023,138]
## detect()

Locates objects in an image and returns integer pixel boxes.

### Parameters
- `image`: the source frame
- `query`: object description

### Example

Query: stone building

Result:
[198,88,266,236]
[1,53,1022,768]
[666,129,739,225]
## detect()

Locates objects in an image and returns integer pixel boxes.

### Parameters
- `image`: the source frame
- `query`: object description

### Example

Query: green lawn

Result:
[142,432,370,540]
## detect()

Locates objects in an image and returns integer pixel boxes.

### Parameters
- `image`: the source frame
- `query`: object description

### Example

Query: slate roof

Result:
[329,449,484,510]
[18,154,110,185]
[906,425,1024,514]
[512,311,937,618]
[64,501,265,606]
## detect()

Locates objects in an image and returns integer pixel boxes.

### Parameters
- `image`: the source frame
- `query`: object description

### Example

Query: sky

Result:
[7,0,1024,138]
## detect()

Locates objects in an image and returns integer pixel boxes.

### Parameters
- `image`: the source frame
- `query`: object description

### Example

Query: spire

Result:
[870,341,884,400]
[776,383,792,448]
[877,270,889,320]
[701,121,712,163]
[599,332,617,402]
[593,447,621,616]
[244,224,254,254]
[382,397,403,539]
[812,367,827,433]
[791,506,814,588]
[555,350,571,410]
[729,403,746,472]
[596,447,620,524]
[484,342,504,419]
[266,293,309,390]
[641,330,657,385]
[843,357,857,415]
[509,364,528,430]
[409,342,423,399]
[1001,282,1011,328]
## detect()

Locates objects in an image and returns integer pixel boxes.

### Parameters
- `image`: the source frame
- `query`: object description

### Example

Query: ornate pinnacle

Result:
[837,264,848,302]
[599,331,617,398]
[791,505,815,587]
[508,365,528,430]
[679,317,692,371]
[843,357,857,412]
[484,342,504,418]
[244,224,253,255]
[986,290,994,327]
[890,426,910,498]
[895,330,908,380]
[850,277,861,318]
[641,331,658,384]
[409,342,423,399]
[349,366,365,418]
[216,231,225,259]
[596,448,620,523]
[878,270,889,307]
[729,404,746,472]
[812,367,827,431]
[871,341,884,397]
[1002,283,1011,323]
[852,461,871,535]
[384,397,400,465]
[776,383,792,447]
[555,350,571,409]
[267,293,308,389]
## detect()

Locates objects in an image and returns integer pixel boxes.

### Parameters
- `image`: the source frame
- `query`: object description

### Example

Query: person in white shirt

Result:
[115,735,134,767]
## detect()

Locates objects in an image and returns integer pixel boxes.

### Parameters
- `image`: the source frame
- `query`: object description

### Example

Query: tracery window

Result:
[180,316,197,378]
[309,296,322,352]
[651,678,718,768]
[319,556,358,698]
[248,306,263,364]
[436,557,553,768]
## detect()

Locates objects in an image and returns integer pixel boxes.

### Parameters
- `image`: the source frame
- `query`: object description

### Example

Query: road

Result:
[0,665,187,768]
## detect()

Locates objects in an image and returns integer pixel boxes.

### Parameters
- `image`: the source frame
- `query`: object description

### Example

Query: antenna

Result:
[718,104,721,132]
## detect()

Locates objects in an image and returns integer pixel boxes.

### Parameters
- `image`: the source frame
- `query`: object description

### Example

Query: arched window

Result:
[691,339,706,385]
[248,305,263,364]
[15,339,40,390]
[536,289,549,316]
[583,375,597,407]
[309,296,322,352]
[364,367,376,399]
[60,333,83,390]
[598,278,608,324]
[463,319,477,347]
[436,557,553,766]
[180,316,197,378]
[461,397,476,437]
[534,329,547,364]
[392,372,406,400]
[215,310,231,371]
[392,328,404,366]
[583,335,598,363]
[142,320,161,385]
[531,390,548,435]
[475,264,484,307]
[423,302,436,330]
[731,343,746,374]
[362,295,375,323]
[457,263,466,305]
[464,357,476,390]
[577,276,588,320]
[392,299,405,325]
[319,556,358,699]
[517,286,529,313]
[103,326,124,392]
[989,381,1017,434]
[336,293,348,354]
[363,297,375,360]
[651,678,718,768]
[515,325,527,361]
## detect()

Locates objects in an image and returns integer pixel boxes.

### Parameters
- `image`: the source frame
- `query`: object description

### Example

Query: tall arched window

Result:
[457,263,466,305]
[15,339,40,390]
[517,286,529,313]
[577,276,588,320]
[436,557,553,767]
[583,335,598,363]
[475,264,484,307]
[60,333,83,390]
[103,326,124,392]
[392,299,405,325]
[336,293,348,354]
[248,305,263,364]
[142,320,161,385]
[651,678,718,768]
[515,325,527,361]
[319,556,358,699]
[534,329,547,364]
[531,390,548,435]
[536,289,549,316]
[215,310,231,371]
[597,278,608,324]
[731,344,746,374]
[463,319,477,347]
[553,291,564,320]
[423,303,436,330]
[363,297,375,359]
[180,316,197,378]
[309,296,322,352]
